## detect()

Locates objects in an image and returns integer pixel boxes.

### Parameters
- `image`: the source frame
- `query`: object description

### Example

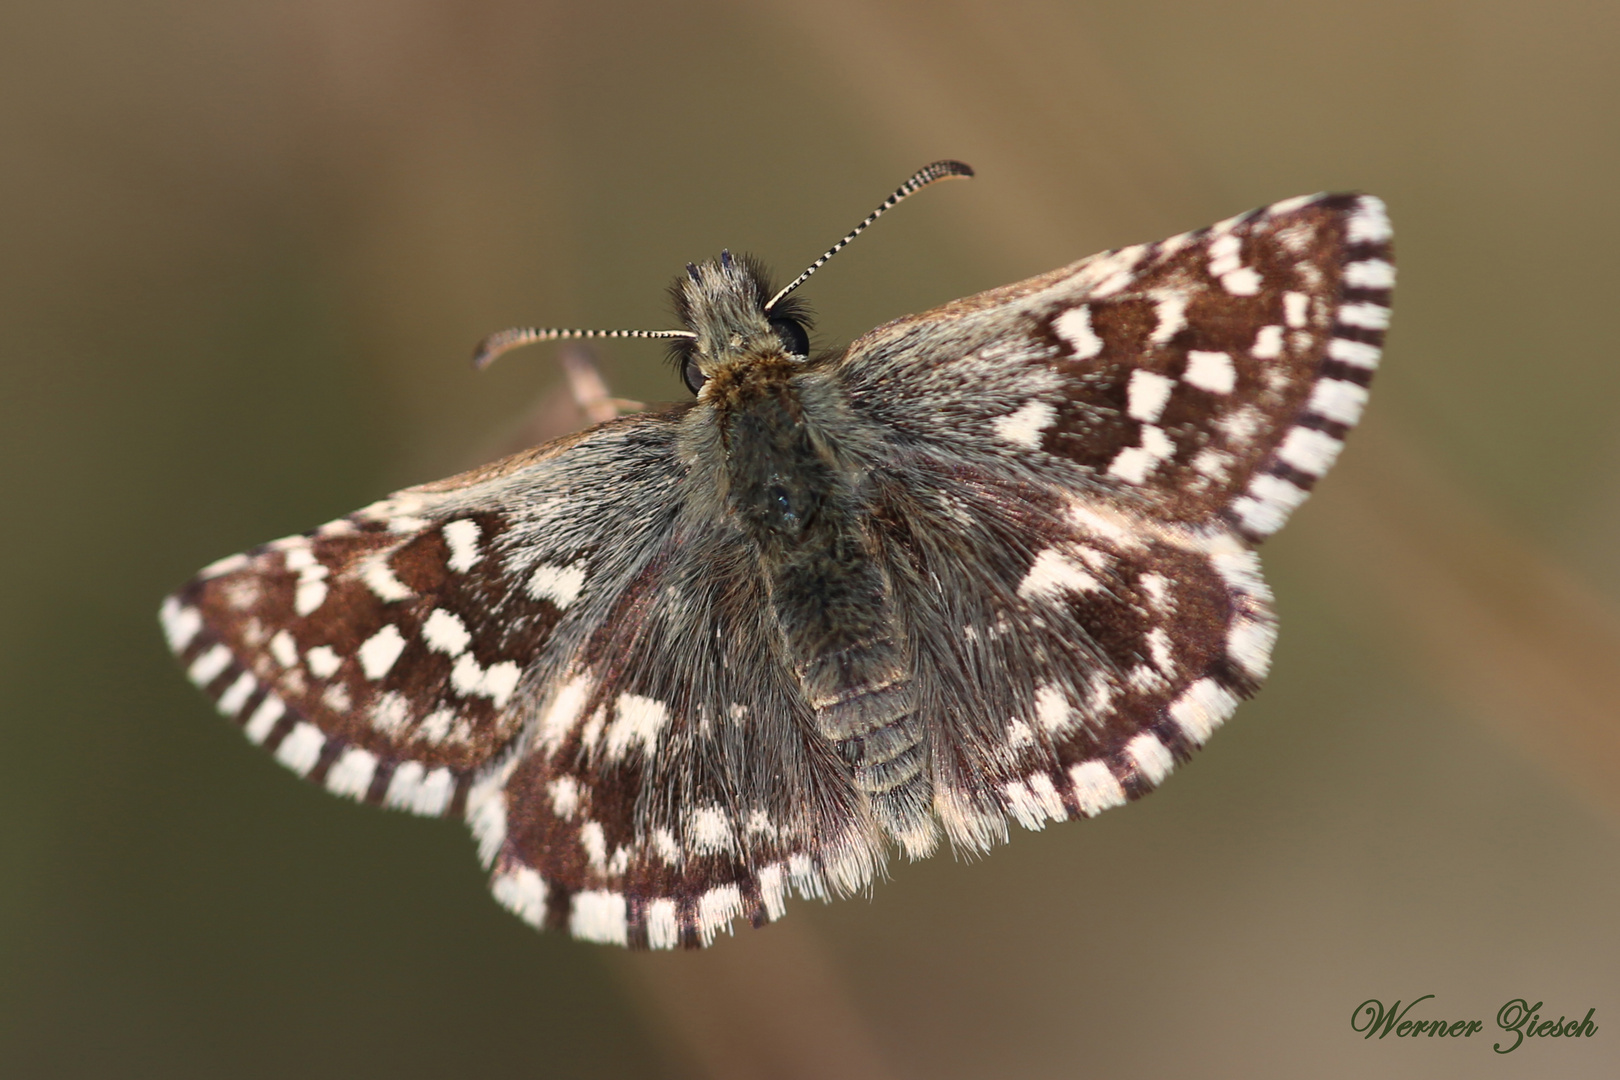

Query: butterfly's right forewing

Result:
[478,504,882,947]
[164,415,685,820]
[167,401,883,949]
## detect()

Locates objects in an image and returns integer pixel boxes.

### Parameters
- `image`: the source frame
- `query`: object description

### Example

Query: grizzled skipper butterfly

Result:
[162,162,1393,948]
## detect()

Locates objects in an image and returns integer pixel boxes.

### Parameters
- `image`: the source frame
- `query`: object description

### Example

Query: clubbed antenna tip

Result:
[766,160,974,311]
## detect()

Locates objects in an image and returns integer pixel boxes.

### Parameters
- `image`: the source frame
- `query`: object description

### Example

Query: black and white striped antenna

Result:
[766,159,974,311]
[473,326,695,371]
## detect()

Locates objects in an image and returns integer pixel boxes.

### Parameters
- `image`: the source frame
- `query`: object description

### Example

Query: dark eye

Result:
[771,317,810,357]
[681,352,707,395]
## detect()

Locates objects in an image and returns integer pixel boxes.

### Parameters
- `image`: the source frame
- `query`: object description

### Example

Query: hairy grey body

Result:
[676,255,936,853]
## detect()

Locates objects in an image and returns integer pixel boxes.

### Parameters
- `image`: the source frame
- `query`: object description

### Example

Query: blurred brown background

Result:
[3,1,1618,1077]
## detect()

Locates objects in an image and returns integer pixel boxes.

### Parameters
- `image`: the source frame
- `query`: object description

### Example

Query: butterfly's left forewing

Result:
[838,192,1392,539]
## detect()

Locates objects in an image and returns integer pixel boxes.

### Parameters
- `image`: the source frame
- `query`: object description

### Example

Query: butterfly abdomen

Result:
[708,355,940,857]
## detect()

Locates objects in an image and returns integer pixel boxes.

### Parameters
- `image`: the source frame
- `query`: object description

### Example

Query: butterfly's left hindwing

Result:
[868,465,1274,849]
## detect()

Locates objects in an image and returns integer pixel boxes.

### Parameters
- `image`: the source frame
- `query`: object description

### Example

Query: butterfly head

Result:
[668,250,812,396]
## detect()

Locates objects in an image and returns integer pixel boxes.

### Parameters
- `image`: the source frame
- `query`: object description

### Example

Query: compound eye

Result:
[681,353,708,395]
[771,317,810,357]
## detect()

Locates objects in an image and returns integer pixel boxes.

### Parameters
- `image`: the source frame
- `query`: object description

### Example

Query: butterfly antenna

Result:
[472,326,696,370]
[766,160,974,312]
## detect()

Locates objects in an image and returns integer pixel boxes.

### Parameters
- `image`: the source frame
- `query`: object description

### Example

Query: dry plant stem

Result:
[609,919,899,1080]
[1297,417,1620,825]
[561,344,642,424]
[466,346,641,468]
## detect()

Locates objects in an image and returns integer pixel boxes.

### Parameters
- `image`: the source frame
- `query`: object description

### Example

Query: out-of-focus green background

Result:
[4,2,1617,1077]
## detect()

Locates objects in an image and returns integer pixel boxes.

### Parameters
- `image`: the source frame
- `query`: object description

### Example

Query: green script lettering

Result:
[1353,996,1435,1039]
[1495,999,1541,1054]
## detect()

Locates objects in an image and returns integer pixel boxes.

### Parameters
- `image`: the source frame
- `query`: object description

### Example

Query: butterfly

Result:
[161,162,1393,948]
